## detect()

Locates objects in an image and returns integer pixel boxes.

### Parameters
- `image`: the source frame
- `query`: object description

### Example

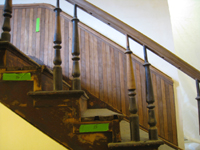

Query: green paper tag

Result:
[36,18,40,32]
[79,123,109,133]
[3,73,31,81]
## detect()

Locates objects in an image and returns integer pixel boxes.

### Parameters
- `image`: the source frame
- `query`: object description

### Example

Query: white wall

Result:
[1,0,199,149]
[168,0,200,144]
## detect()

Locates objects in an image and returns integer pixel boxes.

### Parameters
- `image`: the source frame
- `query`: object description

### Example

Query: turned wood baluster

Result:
[1,0,12,42]
[125,35,140,141]
[143,45,158,140]
[195,79,200,134]
[71,4,81,90]
[53,0,63,90]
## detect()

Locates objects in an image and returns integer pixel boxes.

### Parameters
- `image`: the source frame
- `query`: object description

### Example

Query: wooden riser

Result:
[0,81,120,150]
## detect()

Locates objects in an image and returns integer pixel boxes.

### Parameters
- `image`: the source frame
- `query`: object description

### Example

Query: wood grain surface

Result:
[0,4,177,146]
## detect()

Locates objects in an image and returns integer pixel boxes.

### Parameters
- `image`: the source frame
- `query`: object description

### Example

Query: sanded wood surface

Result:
[0,4,177,146]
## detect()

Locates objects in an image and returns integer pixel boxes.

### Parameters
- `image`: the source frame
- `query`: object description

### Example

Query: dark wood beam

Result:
[65,0,200,80]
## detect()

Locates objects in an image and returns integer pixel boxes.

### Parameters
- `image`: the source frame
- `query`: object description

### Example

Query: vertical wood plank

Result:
[119,52,126,114]
[78,26,81,79]
[12,9,18,46]
[152,72,160,135]
[44,8,49,65]
[51,10,55,68]
[31,8,37,57]
[80,28,86,87]
[24,9,30,54]
[61,16,65,74]
[114,49,121,111]
[28,8,33,55]
[16,9,22,49]
[89,33,95,95]
[36,8,41,59]
[156,76,164,137]
[123,53,129,116]
[102,41,108,103]
[97,39,103,100]
[106,44,112,105]
[10,8,14,43]
[68,21,73,80]
[48,10,54,67]
[165,83,173,142]
[111,46,117,108]
[93,36,99,98]
[0,9,3,34]
[39,8,45,62]
[135,62,144,125]
[161,79,168,140]
[20,9,26,52]
[64,20,69,78]
[169,84,178,145]
[140,64,148,128]
[85,30,90,91]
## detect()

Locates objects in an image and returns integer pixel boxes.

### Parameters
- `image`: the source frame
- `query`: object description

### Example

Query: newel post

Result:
[1,0,12,41]
[143,45,158,140]
[71,4,81,90]
[195,79,200,134]
[125,35,140,141]
[53,0,63,90]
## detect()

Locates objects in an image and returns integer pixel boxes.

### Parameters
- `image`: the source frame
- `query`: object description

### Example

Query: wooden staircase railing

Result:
[1,0,194,149]
[65,0,200,144]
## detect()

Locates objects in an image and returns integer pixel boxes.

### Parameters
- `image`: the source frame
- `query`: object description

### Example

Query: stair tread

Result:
[82,108,122,118]
[120,120,175,150]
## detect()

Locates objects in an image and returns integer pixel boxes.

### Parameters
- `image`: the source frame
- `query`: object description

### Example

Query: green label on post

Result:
[36,18,40,32]
[3,73,31,81]
[79,123,109,133]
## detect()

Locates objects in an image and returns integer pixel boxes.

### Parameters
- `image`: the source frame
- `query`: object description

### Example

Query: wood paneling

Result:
[0,4,177,146]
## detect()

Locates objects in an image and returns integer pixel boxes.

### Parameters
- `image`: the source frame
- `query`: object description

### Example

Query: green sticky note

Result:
[36,18,40,32]
[79,123,109,133]
[3,73,31,81]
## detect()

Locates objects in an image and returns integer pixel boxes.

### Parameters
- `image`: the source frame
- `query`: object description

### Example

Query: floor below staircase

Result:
[185,140,200,150]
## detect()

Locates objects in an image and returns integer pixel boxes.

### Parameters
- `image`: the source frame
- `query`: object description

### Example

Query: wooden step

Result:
[81,108,123,122]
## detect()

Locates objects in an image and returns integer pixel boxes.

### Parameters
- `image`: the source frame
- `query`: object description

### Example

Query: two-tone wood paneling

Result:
[0,4,177,146]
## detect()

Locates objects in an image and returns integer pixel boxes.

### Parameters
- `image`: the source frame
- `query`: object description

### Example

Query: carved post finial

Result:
[195,79,200,134]
[125,35,140,141]
[143,45,158,140]
[71,4,81,90]
[1,0,12,41]
[53,0,63,90]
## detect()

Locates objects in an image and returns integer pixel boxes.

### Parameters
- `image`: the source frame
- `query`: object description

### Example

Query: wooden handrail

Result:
[65,0,200,80]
